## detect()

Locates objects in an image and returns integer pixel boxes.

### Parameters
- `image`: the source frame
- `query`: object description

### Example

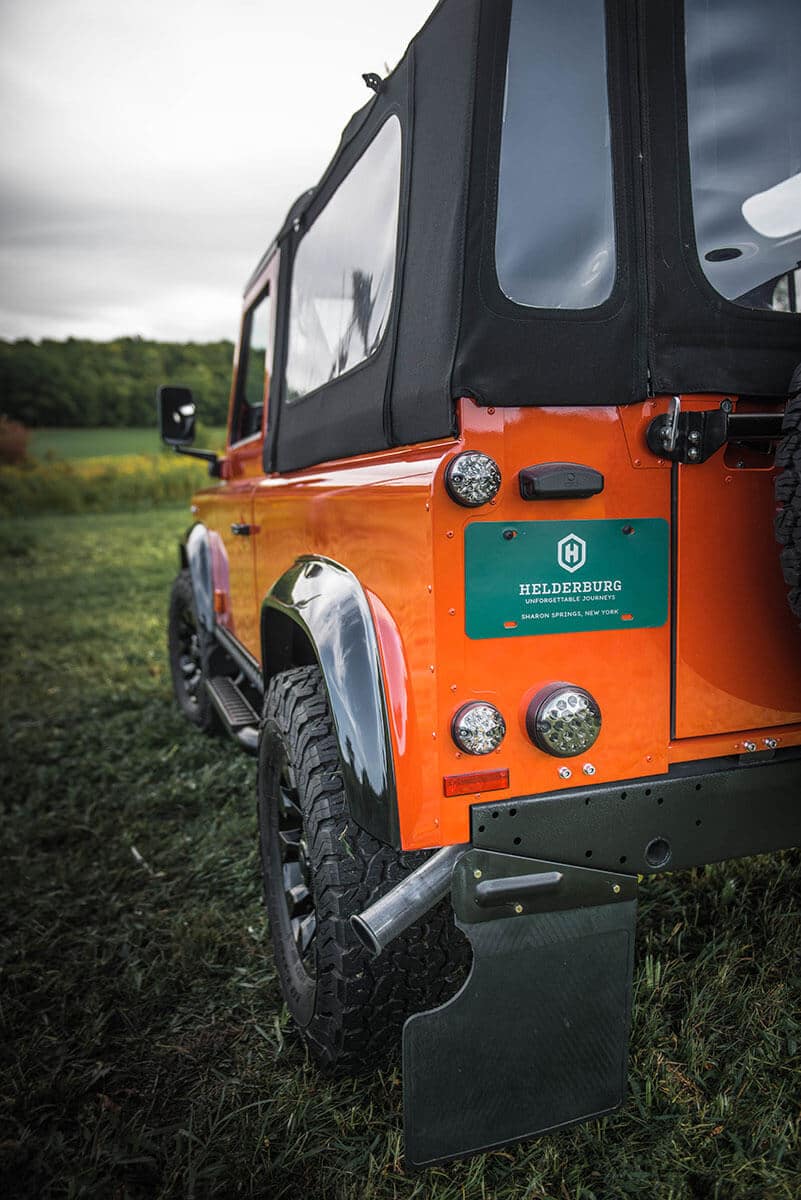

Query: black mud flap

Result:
[402,849,638,1168]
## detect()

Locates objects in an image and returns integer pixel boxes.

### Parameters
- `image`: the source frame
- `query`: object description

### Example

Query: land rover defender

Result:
[159,0,801,1166]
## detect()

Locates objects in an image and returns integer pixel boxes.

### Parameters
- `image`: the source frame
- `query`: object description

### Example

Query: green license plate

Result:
[464,519,669,639]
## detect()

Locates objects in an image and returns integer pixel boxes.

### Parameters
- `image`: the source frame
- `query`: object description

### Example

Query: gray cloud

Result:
[0,0,436,342]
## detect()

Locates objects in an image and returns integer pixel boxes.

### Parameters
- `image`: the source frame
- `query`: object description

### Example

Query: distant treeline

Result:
[0,337,235,427]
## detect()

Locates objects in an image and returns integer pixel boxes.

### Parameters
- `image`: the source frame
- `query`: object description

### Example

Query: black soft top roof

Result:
[261,0,800,473]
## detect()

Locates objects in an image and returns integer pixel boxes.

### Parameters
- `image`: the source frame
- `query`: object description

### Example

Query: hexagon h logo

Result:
[557,533,586,574]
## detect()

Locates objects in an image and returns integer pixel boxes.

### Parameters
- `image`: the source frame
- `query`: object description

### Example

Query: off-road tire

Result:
[774,366,801,622]
[167,569,219,732]
[258,664,470,1072]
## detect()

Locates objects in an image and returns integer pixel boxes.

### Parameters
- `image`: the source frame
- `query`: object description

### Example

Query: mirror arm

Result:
[174,445,219,464]
[173,445,222,478]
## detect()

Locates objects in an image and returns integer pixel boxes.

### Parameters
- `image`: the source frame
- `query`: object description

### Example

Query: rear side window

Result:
[285,116,402,403]
[685,0,801,313]
[494,0,616,310]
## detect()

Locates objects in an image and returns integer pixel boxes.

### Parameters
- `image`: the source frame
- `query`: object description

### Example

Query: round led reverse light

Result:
[451,702,506,755]
[445,452,501,508]
[526,684,601,759]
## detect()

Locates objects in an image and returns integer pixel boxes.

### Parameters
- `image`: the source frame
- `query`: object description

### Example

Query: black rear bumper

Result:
[402,754,800,1167]
[470,752,801,874]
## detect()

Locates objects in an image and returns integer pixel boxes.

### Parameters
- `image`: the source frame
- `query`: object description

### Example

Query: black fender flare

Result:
[182,523,215,633]
[260,557,400,847]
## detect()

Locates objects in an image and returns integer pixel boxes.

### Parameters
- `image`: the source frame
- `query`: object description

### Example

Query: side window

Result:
[231,286,272,445]
[494,0,616,310]
[284,115,402,403]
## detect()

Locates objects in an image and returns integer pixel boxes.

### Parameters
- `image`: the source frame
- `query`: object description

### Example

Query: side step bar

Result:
[206,675,259,754]
[212,624,264,694]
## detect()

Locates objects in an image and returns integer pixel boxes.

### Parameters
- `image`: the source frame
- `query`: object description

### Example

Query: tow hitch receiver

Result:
[402,850,638,1168]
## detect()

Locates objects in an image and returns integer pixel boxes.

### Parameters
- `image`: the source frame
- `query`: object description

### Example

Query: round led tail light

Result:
[445,452,501,507]
[451,702,506,755]
[526,683,601,758]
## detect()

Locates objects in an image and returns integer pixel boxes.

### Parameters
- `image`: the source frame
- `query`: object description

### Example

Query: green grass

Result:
[1,506,800,1198]
[29,427,227,461]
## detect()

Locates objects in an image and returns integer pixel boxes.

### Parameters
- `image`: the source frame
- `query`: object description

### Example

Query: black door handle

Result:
[519,462,604,500]
[230,522,252,536]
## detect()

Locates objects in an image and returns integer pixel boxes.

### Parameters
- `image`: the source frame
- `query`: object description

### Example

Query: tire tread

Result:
[260,664,469,1072]
[775,368,801,623]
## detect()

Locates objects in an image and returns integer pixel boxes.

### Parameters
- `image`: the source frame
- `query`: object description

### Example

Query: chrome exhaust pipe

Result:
[351,842,469,956]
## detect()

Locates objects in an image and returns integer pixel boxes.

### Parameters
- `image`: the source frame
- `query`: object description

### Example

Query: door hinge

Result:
[646,396,783,464]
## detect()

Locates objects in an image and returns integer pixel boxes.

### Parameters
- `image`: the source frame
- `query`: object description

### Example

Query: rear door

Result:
[672,0,801,743]
[673,404,801,741]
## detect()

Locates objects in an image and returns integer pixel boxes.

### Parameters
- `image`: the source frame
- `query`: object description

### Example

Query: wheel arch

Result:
[181,522,234,636]
[182,523,215,633]
[260,557,401,847]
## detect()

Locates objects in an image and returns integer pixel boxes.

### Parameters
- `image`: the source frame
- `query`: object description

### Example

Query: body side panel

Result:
[252,445,443,847]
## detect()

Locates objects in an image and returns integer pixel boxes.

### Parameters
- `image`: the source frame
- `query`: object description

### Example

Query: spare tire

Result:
[774,364,801,622]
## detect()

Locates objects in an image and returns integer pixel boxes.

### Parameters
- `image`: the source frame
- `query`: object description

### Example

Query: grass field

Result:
[1,506,800,1199]
[29,427,227,461]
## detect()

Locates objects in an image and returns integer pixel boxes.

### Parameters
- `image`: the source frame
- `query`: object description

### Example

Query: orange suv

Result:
[159,0,801,1167]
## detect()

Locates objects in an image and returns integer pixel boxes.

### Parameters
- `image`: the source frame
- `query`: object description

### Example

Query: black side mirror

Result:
[158,386,196,446]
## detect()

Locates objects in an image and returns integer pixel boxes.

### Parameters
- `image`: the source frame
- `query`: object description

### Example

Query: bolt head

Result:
[688,430,701,443]
[612,884,621,894]
[688,447,701,461]
[764,737,778,750]
[743,740,757,753]
[473,868,482,879]
[514,904,523,914]
[558,766,572,780]
[583,763,596,776]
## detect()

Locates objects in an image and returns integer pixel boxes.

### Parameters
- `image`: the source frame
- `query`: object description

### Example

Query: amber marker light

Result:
[443,768,510,797]
[444,452,501,507]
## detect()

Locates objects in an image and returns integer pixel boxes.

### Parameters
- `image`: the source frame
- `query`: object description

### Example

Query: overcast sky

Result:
[0,0,437,344]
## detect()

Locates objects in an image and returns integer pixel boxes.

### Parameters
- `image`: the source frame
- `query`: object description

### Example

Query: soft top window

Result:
[285,116,402,403]
[686,0,801,313]
[494,0,616,311]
